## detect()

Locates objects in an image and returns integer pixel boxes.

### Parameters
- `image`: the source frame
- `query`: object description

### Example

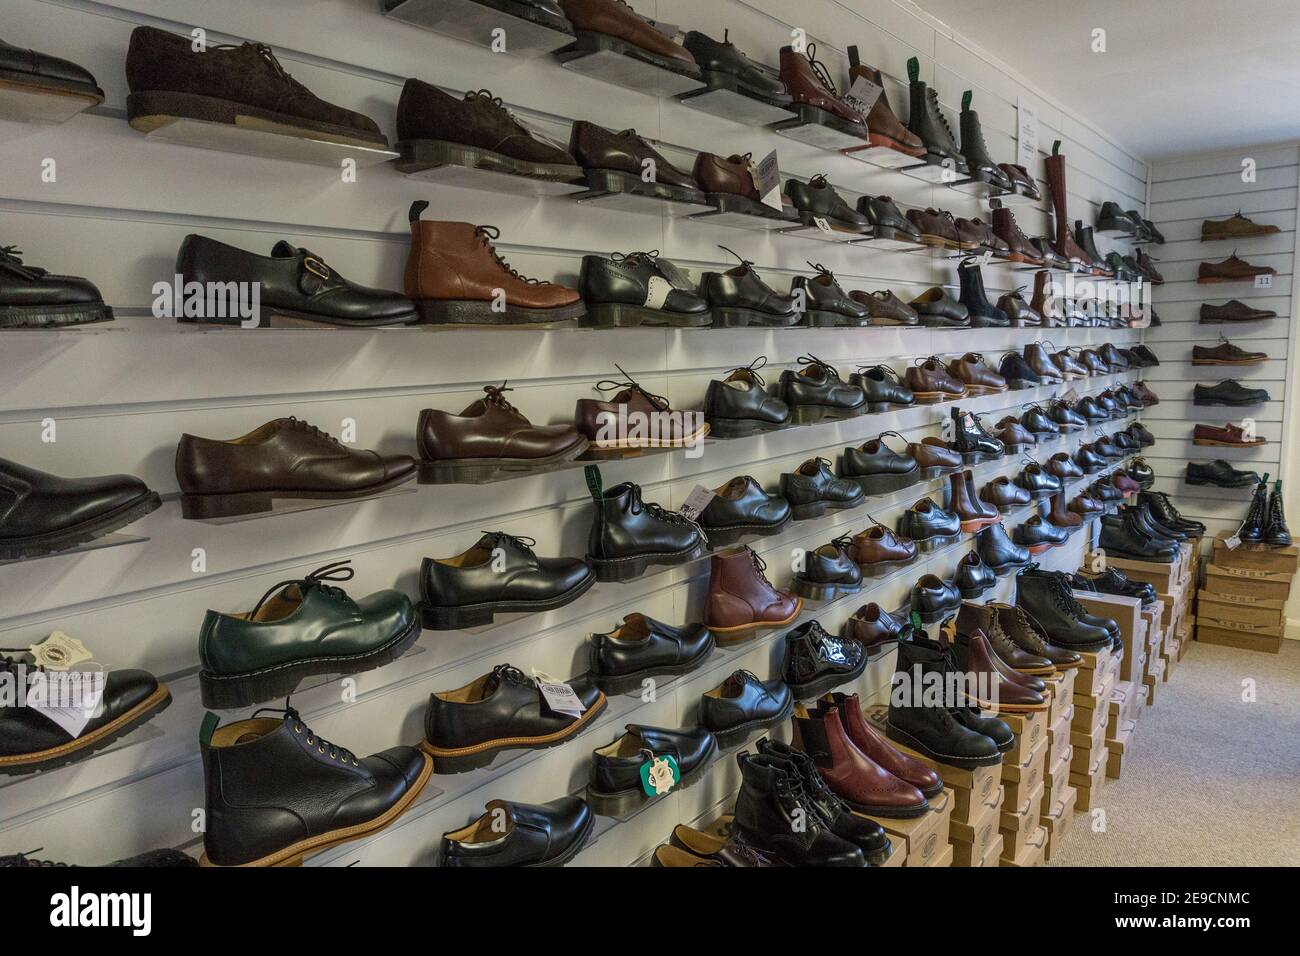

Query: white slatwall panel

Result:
[0,0,1147,866]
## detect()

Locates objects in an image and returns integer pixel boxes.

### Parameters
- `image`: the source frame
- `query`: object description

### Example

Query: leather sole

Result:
[792,577,862,602]
[0,683,171,776]
[847,469,921,496]
[1190,357,1266,365]
[180,471,416,520]
[591,636,716,696]
[584,302,710,328]
[416,297,583,327]
[911,389,967,403]
[703,415,789,439]
[913,531,960,552]
[884,722,1001,769]
[1193,438,1265,447]
[200,614,423,709]
[1198,276,1270,284]
[1022,540,1062,554]
[127,90,390,150]
[968,694,1049,714]
[201,753,433,866]
[788,402,866,426]
[844,796,929,820]
[858,555,917,578]
[587,539,706,582]
[417,437,589,483]
[710,598,803,645]
[707,693,795,750]
[586,734,719,818]
[788,492,865,520]
[422,692,608,774]
[913,603,960,625]
[394,138,583,183]
[0,70,104,101]
[712,306,800,328]
[557,30,702,80]
[0,490,161,561]
[0,302,114,329]
[587,422,710,451]
[800,308,870,328]
[701,512,791,548]
[419,569,595,629]
[1193,397,1264,406]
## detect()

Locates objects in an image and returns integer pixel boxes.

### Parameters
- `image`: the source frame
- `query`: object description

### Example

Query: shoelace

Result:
[729,355,769,387]
[806,260,840,285]
[285,416,347,447]
[746,548,774,586]
[718,244,754,270]
[248,560,354,619]
[0,850,66,868]
[797,354,842,379]
[216,42,315,97]
[803,43,840,94]
[254,704,359,766]
[854,363,903,385]
[628,485,709,545]
[480,531,536,553]
[925,86,957,138]
[480,381,523,414]
[475,225,547,285]
[489,663,535,689]
[0,244,23,264]
[595,364,670,410]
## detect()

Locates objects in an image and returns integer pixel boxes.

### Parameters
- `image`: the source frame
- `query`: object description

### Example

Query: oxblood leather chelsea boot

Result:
[792,704,928,817]
[199,710,431,867]
[818,692,943,796]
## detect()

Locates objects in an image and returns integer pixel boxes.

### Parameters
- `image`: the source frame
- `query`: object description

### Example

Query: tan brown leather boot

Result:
[846,46,923,155]
[703,546,801,643]
[1031,269,1066,327]
[404,201,583,325]
[1045,143,1089,266]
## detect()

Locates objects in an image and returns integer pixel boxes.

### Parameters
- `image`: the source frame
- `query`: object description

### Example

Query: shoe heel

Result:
[711,308,753,328]
[793,579,835,601]
[420,601,495,630]
[583,303,645,328]
[788,404,824,426]
[585,786,647,818]
[418,458,501,484]
[589,555,649,582]
[789,500,828,520]
[181,492,271,520]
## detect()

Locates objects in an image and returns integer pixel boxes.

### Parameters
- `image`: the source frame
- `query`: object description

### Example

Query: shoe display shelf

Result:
[176,483,420,525]
[556,34,706,98]
[841,141,925,172]
[0,721,164,795]
[770,105,873,152]
[0,81,100,125]
[0,530,150,568]
[687,194,798,233]
[394,150,589,199]
[678,78,798,129]
[129,115,400,170]
[382,0,576,59]
[571,169,713,216]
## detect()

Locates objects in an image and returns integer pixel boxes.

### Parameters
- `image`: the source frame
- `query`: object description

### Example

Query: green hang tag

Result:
[907,56,919,83]
[200,711,220,748]
[584,464,603,501]
[1261,472,1271,485]
[962,90,972,111]
[910,611,922,630]
[1052,139,1062,155]
[639,753,681,797]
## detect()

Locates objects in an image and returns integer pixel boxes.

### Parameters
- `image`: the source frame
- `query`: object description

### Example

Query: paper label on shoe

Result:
[981,250,993,266]
[29,631,93,671]
[640,753,681,797]
[648,19,681,39]
[537,679,586,720]
[678,484,717,522]
[749,150,783,211]
[1061,387,1079,403]
[25,668,106,739]
[843,74,883,116]
[1016,97,1039,171]
[1225,534,1242,550]
[813,216,833,234]
[963,413,977,429]
[1254,274,1272,289]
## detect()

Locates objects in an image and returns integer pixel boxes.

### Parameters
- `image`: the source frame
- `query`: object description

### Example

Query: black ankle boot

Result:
[1014,566,1113,650]
[957,257,1010,327]
[1266,480,1291,546]
[1241,479,1269,543]
[885,628,1001,768]
[951,405,1004,462]
[732,751,864,866]
[958,91,1012,190]
[906,57,967,173]
[584,466,707,581]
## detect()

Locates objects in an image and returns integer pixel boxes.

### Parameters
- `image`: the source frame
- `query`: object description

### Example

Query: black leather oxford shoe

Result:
[850,365,914,411]
[700,670,794,748]
[588,724,718,816]
[1,245,114,328]
[1186,459,1260,488]
[975,522,1031,574]
[0,36,104,101]
[793,540,863,601]
[682,31,790,103]
[702,357,790,438]
[778,355,866,423]
[0,657,171,776]
[702,249,799,328]
[699,475,792,545]
[780,457,865,519]
[793,263,871,327]
[420,531,594,629]
[588,613,715,695]
[424,664,607,772]
[440,796,593,867]
[955,550,995,599]
[0,457,161,561]
[176,234,418,327]
[200,709,431,866]
[910,573,961,624]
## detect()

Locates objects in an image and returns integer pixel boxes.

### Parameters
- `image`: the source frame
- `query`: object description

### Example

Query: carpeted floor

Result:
[1051,639,1300,867]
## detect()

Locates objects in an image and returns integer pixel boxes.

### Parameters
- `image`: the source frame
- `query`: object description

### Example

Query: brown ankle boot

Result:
[846,46,923,155]
[1047,491,1082,530]
[949,470,996,531]
[403,201,584,325]
[1031,270,1065,326]
[779,44,865,128]
[703,546,801,643]
[992,207,1041,264]
[1046,144,1089,266]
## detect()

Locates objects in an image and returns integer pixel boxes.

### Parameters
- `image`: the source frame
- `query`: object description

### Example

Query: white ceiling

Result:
[913,0,1300,159]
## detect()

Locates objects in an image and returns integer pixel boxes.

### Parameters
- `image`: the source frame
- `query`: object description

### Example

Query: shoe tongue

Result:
[271,240,299,258]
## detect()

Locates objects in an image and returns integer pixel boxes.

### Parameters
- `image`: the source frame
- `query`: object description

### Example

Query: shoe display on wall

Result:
[1013,513,1067,553]
[702,357,791,437]
[1,244,115,328]
[1198,252,1276,284]
[574,367,708,448]
[694,151,787,217]
[578,250,709,327]
[910,288,971,329]
[957,91,1013,190]
[0,35,103,113]
[126,27,388,148]
[201,708,431,865]
[440,796,593,867]
[702,247,799,328]
[898,498,961,551]
[421,531,593,629]
[1186,460,1261,488]
[981,474,1031,513]
[557,0,699,75]
[992,206,1042,264]
[700,670,794,747]
[908,207,971,249]
[0,654,170,776]
[1045,142,1090,266]
[1201,211,1280,241]
[842,520,919,578]
[1199,300,1277,323]
[699,475,792,545]
[954,550,995,598]
[906,355,968,398]
[406,204,583,325]
[394,82,582,182]
[704,546,802,641]
[417,382,589,483]
[587,724,717,815]
[998,287,1042,326]
[1193,422,1266,447]
[793,539,863,600]
[778,355,867,422]
[843,603,905,650]
[732,750,865,866]
[908,436,965,477]
[175,417,416,519]
[683,30,789,105]
[791,262,871,326]
[1192,379,1271,406]
[1096,202,1141,234]
[848,364,915,408]
[998,163,1040,200]
[950,406,1005,461]
[778,43,867,136]
[782,620,866,698]
[957,258,1010,328]
[998,352,1041,389]
[780,456,865,517]
[199,560,420,707]
[583,470,707,580]
[588,614,714,695]
[840,432,920,493]
[856,195,925,244]
[846,46,925,156]
[424,663,606,772]
[905,57,968,174]
[786,174,870,232]
[947,352,1008,395]
[0,457,161,560]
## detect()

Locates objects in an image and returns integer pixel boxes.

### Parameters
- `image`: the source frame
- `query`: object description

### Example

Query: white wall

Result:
[0,0,1146,865]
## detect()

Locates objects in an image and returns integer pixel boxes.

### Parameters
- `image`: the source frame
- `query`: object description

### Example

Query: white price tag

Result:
[538,680,586,719]
[679,484,717,521]
[1016,97,1039,171]
[843,74,883,115]
[749,150,783,212]
[1254,274,1273,289]
[1225,534,1242,550]
[26,669,106,739]
[980,250,993,266]
[813,216,833,233]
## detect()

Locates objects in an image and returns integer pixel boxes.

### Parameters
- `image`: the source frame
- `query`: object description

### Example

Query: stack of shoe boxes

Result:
[1195,534,1299,654]
[1073,591,1148,782]
[1067,647,1119,812]
[1040,670,1078,861]
[862,706,958,868]
[1104,678,1144,779]
[997,709,1049,867]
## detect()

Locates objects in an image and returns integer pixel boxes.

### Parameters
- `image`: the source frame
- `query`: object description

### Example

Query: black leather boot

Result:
[905,57,968,174]
[958,91,1012,190]
[975,521,1031,574]
[885,629,1001,768]
[1140,490,1203,534]
[584,467,707,580]
[1014,567,1112,650]
[951,406,1004,462]
[1266,480,1291,546]
[1098,513,1177,563]
[1240,480,1269,543]
[199,709,431,866]
[957,257,1010,327]
[732,751,864,866]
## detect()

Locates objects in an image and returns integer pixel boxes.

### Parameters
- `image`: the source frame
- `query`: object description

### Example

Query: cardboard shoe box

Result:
[1000,823,1047,867]
[1212,533,1300,575]
[999,708,1049,764]
[1042,785,1078,862]
[1069,746,1107,811]
[950,785,1004,866]
[868,787,954,868]
[1203,562,1292,602]
[999,781,1043,859]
